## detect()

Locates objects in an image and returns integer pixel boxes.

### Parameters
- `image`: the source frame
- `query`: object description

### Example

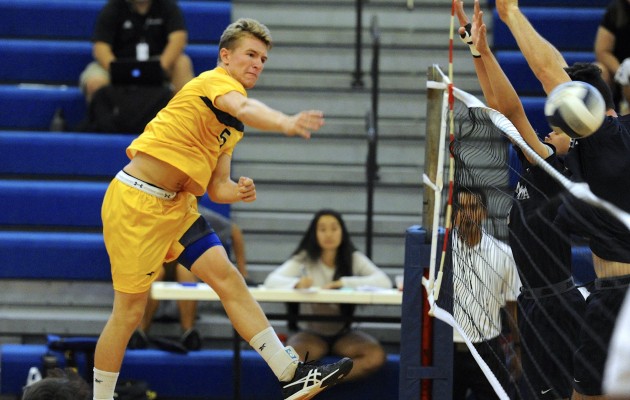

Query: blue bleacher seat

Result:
[0,131,230,218]
[0,39,93,84]
[0,131,131,177]
[0,180,107,227]
[496,51,596,96]
[0,40,218,84]
[0,0,101,40]
[0,85,86,130]
[0,0,231,44]
[492,8,604,51]
[0,231,110,280]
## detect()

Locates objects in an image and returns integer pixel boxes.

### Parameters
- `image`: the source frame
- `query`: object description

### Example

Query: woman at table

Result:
[264,209,393,382]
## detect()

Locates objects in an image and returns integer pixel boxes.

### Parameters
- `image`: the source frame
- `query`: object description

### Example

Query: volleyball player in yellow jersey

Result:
[93,18,353,400]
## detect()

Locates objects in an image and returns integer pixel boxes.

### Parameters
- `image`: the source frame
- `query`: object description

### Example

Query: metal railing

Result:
[365,15,380,258]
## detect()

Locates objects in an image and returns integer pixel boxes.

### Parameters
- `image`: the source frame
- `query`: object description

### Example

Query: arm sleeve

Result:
[339,252,393,289]
[164,0,187,33]
[263,255,304,289]
[600,3,616,33]
[92,2,118,44]
[204,73,247,104]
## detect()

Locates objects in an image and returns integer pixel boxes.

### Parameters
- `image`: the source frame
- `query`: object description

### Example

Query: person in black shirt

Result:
[79,0,194,102]
[594,0,630,113]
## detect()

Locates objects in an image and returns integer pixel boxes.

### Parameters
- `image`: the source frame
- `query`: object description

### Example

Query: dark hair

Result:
[453,186,488,210]
[22,368,91,400]
[564,62,615,110]
[291,209,356,280]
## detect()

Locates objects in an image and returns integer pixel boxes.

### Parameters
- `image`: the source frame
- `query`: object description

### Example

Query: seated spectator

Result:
[130,205,248,351]
[264,209,392,382]
[79,0,194,103]
[21,368,91,400]
[594,0,630,114]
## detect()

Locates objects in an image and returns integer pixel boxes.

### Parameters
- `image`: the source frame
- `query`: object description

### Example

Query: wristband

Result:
[459,23,481,58]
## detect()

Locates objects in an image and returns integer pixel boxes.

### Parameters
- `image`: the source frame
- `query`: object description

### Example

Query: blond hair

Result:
[217,18,272,64]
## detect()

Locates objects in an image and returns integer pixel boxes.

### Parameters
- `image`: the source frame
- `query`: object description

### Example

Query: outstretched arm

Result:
[495,0,570,94]
[455,1,497,109]
[461,0,548,160]
[215,91,324,139]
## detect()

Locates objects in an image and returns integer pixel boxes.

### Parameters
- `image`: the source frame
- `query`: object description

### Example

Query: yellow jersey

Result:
[127,67,246,196]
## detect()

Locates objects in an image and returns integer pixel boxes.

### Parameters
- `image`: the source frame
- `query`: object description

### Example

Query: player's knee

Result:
[84,77,109,101]
[368,346,387,369]
[170,54,194,92]
[113,301,146,328]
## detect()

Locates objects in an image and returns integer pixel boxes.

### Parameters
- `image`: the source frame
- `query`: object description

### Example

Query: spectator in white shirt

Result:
[264,209,392,382]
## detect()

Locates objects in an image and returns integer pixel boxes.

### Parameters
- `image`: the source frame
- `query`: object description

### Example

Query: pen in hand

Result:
[295,265,313,289]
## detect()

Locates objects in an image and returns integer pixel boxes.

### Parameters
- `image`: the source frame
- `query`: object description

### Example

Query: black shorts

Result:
[573,276,630,395]
[453,337,511,400]
[518,287,585,399]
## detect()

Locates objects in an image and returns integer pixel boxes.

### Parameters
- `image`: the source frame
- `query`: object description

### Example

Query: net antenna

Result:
[422,0,463,315]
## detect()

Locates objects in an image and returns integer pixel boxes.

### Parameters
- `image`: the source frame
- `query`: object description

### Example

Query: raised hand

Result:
[471,0,489,56]
[285,110,325,139]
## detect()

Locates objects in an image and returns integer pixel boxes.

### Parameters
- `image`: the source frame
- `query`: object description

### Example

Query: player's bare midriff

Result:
[123,151,196,194]
[593,253,630,278]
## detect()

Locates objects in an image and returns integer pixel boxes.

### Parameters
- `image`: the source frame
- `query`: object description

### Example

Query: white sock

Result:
[249,327,299,381]
[93,368,119,400]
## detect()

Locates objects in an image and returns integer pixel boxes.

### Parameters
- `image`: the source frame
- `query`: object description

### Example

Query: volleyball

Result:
[544,81,606,139]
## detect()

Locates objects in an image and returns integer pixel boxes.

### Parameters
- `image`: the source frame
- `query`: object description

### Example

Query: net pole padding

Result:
[423,74,451,315]
[423,66,447,238]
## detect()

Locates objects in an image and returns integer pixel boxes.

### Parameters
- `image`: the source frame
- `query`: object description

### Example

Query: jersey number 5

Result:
[219,128,231,147]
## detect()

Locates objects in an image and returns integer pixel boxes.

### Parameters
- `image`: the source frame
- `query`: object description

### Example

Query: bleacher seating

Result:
[0,343,401,399]
[0,133,229,283]
[495,51,596,96]
[493,7,604,51]
[0,40,219,85]
[0,0,231,43]
[0,0,228,131]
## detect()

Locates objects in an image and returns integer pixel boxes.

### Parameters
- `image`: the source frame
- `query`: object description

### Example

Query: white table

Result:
[151,281,403,304]
[151,282,402,399]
